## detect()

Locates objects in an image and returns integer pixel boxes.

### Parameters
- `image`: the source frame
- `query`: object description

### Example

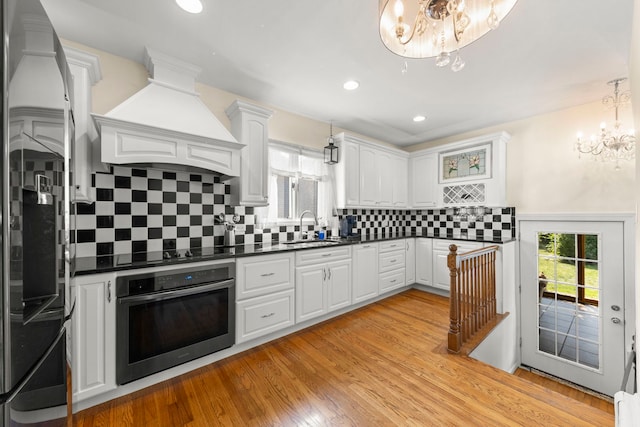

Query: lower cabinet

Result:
[295,248,352,323]
[236,289,295,343]
[71,272,117,402]
[432,239,483,291]
[352,243,379,303]
[378,240,405,293]
[236,253,295,344]
[416,238,433,287]
[406,238,416,284]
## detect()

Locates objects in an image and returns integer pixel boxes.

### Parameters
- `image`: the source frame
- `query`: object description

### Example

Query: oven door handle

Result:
[118,279,235,304]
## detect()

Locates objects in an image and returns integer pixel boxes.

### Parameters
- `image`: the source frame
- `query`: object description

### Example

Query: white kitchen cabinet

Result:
[392,155,408,207]
[352,243,379,303]
[236,253,295,343]
[64,46,104,203]
[236,252,294,300]
[379,240,405,293]
[236,289,295,344]
[295,247,352,323]
[359,145,379,206]
[410,152,437,208]
[334,135,360,208]
[378,150,393,206]
[71,272,117,402]
[432,239,483,291]
[405,238,416,284]
[415,238,433,287]
[226,100,273,206]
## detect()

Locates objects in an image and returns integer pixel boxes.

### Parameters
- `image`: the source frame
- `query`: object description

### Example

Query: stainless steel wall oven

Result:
[116,261,235,385]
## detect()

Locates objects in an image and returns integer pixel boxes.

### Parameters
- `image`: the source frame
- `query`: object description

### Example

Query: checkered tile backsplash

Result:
[73,165,516,258]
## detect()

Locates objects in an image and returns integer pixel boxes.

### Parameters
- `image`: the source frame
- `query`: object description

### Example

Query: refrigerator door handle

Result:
[0,326,66,405]
[64,298,76,323]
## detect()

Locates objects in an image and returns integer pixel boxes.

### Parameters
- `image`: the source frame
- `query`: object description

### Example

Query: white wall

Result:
[406,102,636,214]
[630,0,640,390]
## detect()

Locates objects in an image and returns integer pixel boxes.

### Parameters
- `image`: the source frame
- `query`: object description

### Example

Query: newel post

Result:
[447,244,462,353]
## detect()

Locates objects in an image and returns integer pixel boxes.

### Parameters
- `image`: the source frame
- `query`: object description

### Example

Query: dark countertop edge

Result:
[73,234,516,276]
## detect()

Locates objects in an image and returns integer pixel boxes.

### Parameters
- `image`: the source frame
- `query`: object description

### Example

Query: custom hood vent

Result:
[92,48,243,176]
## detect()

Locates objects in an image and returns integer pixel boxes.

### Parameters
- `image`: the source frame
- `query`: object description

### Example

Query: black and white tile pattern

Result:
[73,164,516,258]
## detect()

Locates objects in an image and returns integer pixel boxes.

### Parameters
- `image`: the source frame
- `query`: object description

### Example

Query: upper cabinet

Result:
[226,100,273,207]
[411,132,510,208]
[334,133,409,209]
[64,46,104,203]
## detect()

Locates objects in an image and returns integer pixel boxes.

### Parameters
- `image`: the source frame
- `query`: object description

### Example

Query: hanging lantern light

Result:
[324,121,339,164]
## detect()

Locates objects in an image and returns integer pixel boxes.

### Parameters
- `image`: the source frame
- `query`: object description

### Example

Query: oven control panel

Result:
[116,262,235,297]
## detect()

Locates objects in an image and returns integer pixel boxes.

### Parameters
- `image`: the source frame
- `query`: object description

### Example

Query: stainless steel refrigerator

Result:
[1,0,74,425]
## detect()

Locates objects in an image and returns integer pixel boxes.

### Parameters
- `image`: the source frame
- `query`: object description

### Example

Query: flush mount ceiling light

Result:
[413,115,426,122]
[379,0,518,72]
[343,80,360,90]
[576,78,636,170]
[176,0,203,14]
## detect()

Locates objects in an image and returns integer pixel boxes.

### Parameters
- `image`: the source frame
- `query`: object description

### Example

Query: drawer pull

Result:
[322,253,332,257]
[390,244,397,247]
[390,259,397,263]
[260,272,275,277]
[390,279,397,283]
[261,312,276,318]
[362,245,370,248]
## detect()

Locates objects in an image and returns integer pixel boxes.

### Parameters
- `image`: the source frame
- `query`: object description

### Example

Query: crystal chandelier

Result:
[378,0,518,72]
[576,78,636,170]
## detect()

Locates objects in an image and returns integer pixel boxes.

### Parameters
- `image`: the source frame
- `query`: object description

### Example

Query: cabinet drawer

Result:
[379,240,405,253]
[379,269,405,293]
[236,289,295,344]
[379,249,405,272]
[295,246,351,266]
[236,253,294,300]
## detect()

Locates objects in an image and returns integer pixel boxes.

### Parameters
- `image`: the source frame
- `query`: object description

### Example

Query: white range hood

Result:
[93,48,244,176]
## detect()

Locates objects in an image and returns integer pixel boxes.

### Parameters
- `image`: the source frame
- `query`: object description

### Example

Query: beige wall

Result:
[407,101,636,214]
[61,39,392,152]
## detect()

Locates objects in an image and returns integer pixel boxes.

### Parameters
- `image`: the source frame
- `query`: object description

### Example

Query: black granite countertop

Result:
[72,232,515,276]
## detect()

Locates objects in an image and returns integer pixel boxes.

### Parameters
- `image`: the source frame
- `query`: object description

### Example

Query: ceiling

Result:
[41,0,634,147]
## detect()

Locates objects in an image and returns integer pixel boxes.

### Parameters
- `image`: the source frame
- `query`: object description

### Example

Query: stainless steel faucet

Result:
[299,210,318,240]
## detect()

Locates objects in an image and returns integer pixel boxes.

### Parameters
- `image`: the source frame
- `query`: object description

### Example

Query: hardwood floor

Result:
[74,289,614,426]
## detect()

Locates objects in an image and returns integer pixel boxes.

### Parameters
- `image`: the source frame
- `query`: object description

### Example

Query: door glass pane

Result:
[536,232,601,370]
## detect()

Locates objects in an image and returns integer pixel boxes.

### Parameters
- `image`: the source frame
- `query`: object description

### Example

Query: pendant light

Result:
[324,122,339,164]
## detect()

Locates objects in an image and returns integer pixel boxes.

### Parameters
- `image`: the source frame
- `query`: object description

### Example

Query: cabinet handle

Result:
[362,245,370,248]
[322,253,332,257]
[323,268,327,281]
[390,279,397,283]
[261,312,275,318]
[107,281,112,303]
[260,272,275,277]
[390,244,397,248]
[406,242,409,251]
[328,268,332,280]
[390,259,397,263]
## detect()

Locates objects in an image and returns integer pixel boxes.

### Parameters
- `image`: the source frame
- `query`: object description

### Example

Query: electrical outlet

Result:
[235,224,246,232]
[382,219,389,227]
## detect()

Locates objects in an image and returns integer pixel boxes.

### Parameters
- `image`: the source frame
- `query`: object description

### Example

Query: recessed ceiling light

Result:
[343,80,359,91]
[176,0,203,14]
[413,115,426,122]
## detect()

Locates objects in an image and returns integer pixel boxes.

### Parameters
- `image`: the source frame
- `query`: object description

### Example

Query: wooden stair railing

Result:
[447,244,501,354]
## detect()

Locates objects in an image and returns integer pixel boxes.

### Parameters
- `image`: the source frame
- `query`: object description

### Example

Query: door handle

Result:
[323,268,326,281]
[107,281,112,303]
[611,317,622,324]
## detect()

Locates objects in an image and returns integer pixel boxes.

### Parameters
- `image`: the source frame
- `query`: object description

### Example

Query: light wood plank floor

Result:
[74,289,614,426]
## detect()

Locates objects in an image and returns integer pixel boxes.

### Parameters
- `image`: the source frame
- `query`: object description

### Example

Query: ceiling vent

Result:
[92,48,244,176]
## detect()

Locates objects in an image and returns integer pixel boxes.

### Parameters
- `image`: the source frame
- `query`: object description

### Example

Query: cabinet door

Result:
[327,259,351,312]
[72,273,116,401]
[295,265,326,323]
[352,243,379,303]
[406,238,416,284]
[343,141,361,206]
[411,154,437,208]
[432,240,483,291]
[359,145,379,206]
[392,155,408,207]
[415,238,433,286]
[378,150,393,206]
